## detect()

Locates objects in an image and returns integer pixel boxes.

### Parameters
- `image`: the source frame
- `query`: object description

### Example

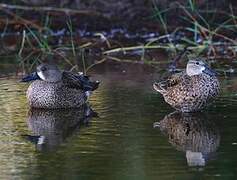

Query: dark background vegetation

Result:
[0,0,237,73]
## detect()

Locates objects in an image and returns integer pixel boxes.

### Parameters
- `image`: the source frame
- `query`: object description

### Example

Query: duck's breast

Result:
[27,81,86,108]
[163,74,219,111]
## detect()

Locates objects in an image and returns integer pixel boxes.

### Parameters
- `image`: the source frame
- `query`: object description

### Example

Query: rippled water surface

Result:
[1,65,237,180]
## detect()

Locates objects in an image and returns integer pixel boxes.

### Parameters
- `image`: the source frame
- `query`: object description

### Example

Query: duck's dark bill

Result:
[21,72,40,82]
[203,65,217,76]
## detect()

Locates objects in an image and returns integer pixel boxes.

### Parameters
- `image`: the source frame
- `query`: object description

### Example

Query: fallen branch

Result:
[0,3,101,16]
[0,8,43,31]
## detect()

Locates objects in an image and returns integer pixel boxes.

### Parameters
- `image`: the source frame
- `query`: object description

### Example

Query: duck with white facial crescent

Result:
[153,59,220,112]
[21,63,100,109]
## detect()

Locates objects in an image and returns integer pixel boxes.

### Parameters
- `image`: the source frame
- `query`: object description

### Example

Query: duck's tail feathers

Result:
[82,80,100,91]
[22,135,46,145]
[153,82,167,94]
[62,71,100,91]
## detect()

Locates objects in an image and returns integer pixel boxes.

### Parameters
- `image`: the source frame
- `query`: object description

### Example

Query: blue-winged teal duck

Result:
[153,59,220,112]
[21,64,100,108]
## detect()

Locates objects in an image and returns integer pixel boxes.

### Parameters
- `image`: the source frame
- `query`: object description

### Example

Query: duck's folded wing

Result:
[62,71,100,91]
[153,72,185,94]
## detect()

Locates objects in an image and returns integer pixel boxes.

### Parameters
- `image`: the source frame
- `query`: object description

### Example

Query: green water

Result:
[0,66,237,180]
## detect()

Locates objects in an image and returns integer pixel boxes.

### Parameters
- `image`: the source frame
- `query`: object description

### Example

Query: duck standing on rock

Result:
[21,63,100,109]
[153,59,220,112]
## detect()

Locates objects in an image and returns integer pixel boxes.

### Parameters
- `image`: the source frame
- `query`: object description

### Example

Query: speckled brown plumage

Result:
[153,60,220,112]
[27,80,87,108]
[22,64,100,109]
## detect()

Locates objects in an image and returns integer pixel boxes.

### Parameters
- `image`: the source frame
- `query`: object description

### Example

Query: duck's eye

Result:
[41,67,47,71]
[195,62,200,65]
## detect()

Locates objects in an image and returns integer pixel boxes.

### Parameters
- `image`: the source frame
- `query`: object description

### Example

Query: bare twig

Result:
[0,3,101,16]
[86,58,107,73]
[0,8,43,30]
[168,46,189,72]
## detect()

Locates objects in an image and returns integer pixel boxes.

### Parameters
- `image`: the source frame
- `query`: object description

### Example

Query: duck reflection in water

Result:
[154,111,220,167]
[23,104,97,151]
